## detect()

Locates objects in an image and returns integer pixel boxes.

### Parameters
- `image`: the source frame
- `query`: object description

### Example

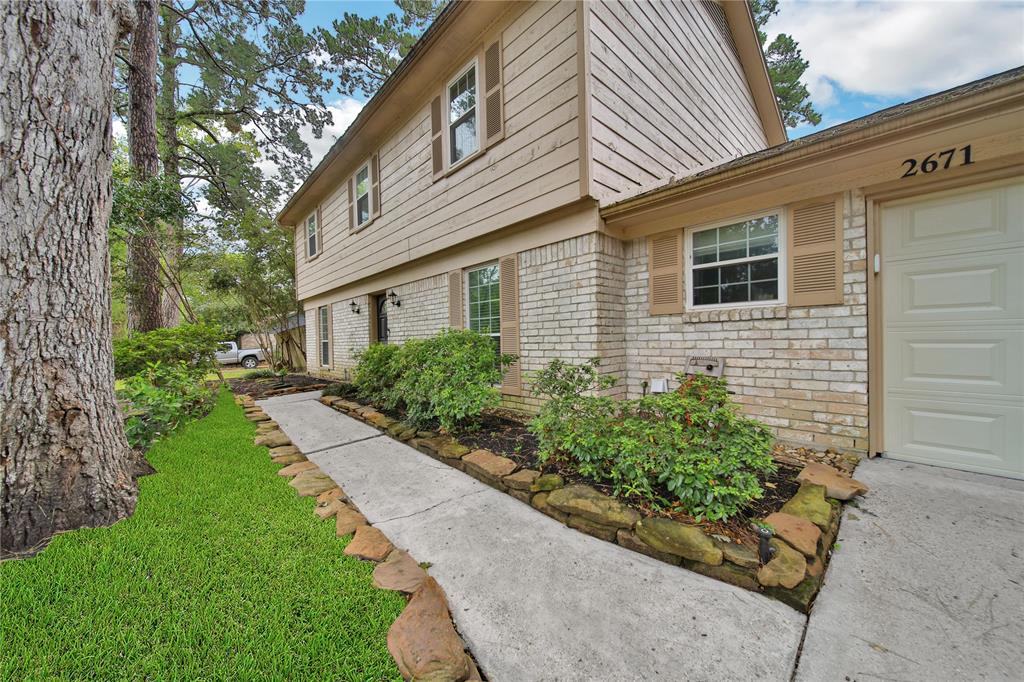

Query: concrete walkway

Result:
[257,391,1024,681]
[796,458,1024,681]
[258,392,804,681]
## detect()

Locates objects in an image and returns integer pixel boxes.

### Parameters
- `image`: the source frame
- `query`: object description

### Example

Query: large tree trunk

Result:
[0,0,139,557]
[125,0,164,332]
[157,11,182,327]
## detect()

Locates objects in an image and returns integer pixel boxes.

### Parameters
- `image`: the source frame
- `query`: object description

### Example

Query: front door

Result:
[375,294,389,343]
[881,179,1023,478]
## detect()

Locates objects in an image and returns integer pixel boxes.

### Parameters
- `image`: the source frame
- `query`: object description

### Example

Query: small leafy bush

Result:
[321,382,359,399]
[242,369,277,379]
[394,329,514,432]
[353,343,403,409]
[114,324,222,378]
[530,362,775,521]
[118,362,215,449]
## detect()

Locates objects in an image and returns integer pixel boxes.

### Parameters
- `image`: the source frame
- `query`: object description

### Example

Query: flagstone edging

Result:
[313,394,869,613]
[237,394,484,682]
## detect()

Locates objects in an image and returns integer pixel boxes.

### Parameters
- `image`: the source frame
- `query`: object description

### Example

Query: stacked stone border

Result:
[317,393,870,613]
[237,394,484,682]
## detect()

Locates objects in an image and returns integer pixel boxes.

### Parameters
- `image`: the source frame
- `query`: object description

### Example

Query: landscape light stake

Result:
[757,526,776,565]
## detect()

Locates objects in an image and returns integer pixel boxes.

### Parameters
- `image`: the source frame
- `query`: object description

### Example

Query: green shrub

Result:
[393,329,513,432]
[113,324,222,378]
[353,343,403,409]
[530,364,775,521]
[243,369,277,380]
[118,362,215,449]
[321,382,359,399]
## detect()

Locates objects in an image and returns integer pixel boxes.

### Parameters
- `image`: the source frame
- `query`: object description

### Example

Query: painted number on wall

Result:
[901,145,974,178]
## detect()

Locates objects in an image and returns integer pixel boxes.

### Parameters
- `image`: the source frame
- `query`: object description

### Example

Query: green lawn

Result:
[0,390,404,681]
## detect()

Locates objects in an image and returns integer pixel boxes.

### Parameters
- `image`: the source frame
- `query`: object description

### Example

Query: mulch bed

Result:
[456,411,809,549]
[228,373,337,400]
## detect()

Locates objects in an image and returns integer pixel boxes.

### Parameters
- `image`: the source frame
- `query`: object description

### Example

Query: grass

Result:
[116,366,254,390]
[0,390,405,681]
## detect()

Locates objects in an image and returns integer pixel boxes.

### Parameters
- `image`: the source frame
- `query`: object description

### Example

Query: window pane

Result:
[449,65,478,164]
[721,283,748,304]
[356,166,369,198]
[751,280,778,301]
[693,286,719,306]
[747,215,778,239]
[357,195,370,224]
[693,245,718,265]
[451,115,477,163]
[308,234,316,255]
[719,263,749,285]
[693,229,717,249]
[693,267,718,288]
[718,240,747,262]
[750,258,778,281]
[449,67,476,121]
[749,235,778,257]
[307,216,316,237]
[466,265,500,341]
[719,222,746,244]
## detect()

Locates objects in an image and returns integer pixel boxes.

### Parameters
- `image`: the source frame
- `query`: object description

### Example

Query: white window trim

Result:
[684,209,787,311]
[317,305,330,367]
[305,212,318,259]
[353,158,372,230]
[445,57,482,173]
[464,262,500,342]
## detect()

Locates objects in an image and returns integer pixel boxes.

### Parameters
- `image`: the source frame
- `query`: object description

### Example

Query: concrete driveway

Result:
[258,391,1024,681]
[796,458,1024,681]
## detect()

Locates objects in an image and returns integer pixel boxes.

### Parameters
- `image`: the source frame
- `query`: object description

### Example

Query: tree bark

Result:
[157,10,182,327]
[125,0,164,332]
[0,0,139,557]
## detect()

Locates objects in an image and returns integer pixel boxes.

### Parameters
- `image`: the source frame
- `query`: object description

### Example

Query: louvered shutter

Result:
[431,95,444,180]
[648,230,683,315]
[788,197,843,306]
[370,152,381,220]
[448,270,463,328]
[346,177,355,231]
[483,39,504,147]
[499,254,521,394]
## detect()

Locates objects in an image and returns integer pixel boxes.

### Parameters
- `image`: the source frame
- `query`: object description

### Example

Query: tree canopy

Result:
[751,0,822,128]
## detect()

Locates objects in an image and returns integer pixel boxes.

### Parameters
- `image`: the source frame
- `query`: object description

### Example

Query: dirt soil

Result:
[228,373,335,400]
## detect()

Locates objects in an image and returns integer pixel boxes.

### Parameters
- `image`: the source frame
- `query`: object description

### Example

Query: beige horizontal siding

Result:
[296,0,581,302]
[588,0,768,201]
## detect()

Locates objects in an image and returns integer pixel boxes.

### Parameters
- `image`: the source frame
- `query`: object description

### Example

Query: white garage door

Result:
[882,178,1023,479]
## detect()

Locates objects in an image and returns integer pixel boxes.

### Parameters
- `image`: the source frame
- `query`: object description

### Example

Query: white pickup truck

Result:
[215,342,265,369]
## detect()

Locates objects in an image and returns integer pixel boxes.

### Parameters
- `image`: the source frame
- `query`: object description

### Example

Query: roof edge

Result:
[601,66,1024,219]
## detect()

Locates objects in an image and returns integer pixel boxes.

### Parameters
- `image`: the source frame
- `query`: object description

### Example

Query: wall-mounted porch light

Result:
[388,290,401,307]
[349,300,361,314]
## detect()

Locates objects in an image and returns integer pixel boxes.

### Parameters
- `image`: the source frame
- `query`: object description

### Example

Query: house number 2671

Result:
[901,145,974,178]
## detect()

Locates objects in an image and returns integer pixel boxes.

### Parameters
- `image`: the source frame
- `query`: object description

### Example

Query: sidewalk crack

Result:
[374,489,487,525]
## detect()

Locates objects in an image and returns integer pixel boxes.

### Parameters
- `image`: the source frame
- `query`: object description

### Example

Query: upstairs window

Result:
[687,213,783,308]
[306,212,318,258]
[448,61,478,166]
[355,162,370,227]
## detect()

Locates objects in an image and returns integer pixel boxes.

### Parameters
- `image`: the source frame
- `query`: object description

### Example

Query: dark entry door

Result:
[375,294,389,343]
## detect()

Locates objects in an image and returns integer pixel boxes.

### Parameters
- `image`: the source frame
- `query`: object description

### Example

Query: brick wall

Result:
[388,274,449,344]
[514,233,627,410]
[622,191,869,452]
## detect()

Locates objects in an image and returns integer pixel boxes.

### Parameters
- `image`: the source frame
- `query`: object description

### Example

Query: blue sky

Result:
[291,0,1023,154]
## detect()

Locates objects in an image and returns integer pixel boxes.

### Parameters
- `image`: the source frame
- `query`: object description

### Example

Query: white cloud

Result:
[765,0,1024,102]
[253,96,365,181]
